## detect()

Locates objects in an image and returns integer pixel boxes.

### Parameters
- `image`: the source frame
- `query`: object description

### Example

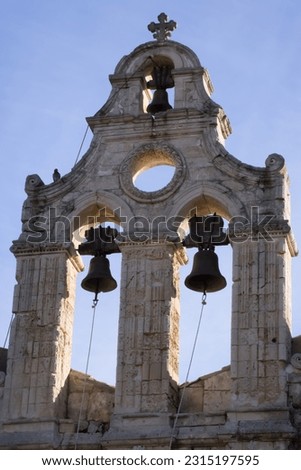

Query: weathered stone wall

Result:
[1,246,82,425]
[67,370,114,434]
[287,335,301,440]
[1,346,301,448]
[180,366,231,414]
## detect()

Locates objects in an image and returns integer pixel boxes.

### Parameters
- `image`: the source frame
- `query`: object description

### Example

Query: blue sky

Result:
[1,0,301,385]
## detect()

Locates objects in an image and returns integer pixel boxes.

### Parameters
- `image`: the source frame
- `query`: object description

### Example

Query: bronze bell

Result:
[185,249,227,293]
[146,89,172,114]
[81,255,117,294]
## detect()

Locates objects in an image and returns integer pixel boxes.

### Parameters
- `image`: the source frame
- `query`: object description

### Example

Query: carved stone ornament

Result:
[291,353,301,370]
[147,13,177,42]
[265,153,285,171]
[119,143,186,203]
[25,174,45,194]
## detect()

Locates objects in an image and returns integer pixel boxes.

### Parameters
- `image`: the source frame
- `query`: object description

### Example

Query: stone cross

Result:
[148,12,177,42]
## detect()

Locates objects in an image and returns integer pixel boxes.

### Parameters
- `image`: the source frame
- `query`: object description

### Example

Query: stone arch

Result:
[114,41,202,75]
[167,181,247,241]
[98,40,214,117]
[69,191,135,247]
[169,183,237,385]
[69,192,129,385]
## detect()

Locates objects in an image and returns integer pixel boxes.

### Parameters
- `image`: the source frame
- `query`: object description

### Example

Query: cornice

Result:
[228,219,298,256]
[10,241,84,271]
[116,237,188,264]
[212,149,287,185]
[87,108,221,131]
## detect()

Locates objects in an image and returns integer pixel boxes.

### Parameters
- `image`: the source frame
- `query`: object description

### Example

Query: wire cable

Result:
[169,292,207,449]
[3,313,13,348]
[72,55,156,169]
[74,293,99,449]
[73,124,90,168]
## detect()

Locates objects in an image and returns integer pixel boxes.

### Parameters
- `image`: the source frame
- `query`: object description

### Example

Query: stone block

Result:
[59,419,75,433]
[67,370,114,424]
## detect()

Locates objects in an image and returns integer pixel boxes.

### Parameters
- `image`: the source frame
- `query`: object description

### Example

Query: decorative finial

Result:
[148,12,177,42]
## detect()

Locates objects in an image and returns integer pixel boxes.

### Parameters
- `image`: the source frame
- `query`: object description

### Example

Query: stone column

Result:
[2,243,83,428]
[114,241,187,417]
[231,232,293,412]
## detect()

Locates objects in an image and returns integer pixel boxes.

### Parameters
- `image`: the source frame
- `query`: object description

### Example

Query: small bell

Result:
[147,89,172,114]
[81,255,117,294]
[185,249,227,293]
[146,65,174,114]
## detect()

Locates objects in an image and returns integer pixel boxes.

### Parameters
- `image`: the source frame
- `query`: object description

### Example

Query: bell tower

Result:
[1,13,300,450]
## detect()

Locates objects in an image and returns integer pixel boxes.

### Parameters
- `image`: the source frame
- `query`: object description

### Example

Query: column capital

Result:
[117,238,188,265]
[10,240,84,272]
[228,218,298,256]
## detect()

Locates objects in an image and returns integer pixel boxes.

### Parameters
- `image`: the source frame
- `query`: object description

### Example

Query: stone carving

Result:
[25,174,45,194]
[119,142,186,202]
[265,153,285,171]
[148,13,177,42]
[291,353,301,370]
[228,218,291,241]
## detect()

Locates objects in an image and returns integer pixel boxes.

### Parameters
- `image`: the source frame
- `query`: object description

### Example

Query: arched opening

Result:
[179,239,232,383]
[175,199,233,384]
[142,55,175,113]
[72,253,121,386]
[70,192,234,395]
[71,203,125,387]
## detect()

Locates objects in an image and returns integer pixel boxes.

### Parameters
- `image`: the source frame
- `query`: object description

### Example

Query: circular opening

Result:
[119,143,185,202]
[133,164,176,191]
